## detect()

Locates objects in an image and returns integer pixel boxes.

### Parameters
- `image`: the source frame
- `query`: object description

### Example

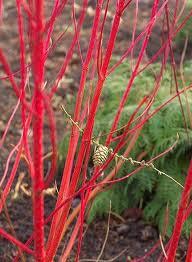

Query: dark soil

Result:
[0,0,190,261]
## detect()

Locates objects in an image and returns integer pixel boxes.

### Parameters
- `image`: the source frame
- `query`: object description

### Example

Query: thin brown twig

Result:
[96,201,111,262]
[12,172,25,199]
[159,234,167,259]
[179,34,192,129]
[110,211,125,223]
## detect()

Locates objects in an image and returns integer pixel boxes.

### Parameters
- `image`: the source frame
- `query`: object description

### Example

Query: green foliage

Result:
[59,60,192,236]
[88,185,129,222]
[88,61,192,237]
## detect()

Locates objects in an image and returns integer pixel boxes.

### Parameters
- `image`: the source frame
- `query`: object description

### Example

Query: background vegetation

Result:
[60,61,192,237]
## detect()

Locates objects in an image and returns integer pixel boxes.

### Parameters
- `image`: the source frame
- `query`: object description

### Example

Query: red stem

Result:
[0,142,23,212]
[0,49,32,113]
[30,0,45,260]
[0,228,34,255]
[165,160,192,261]
[49,0,88,97]
[43,94,57,189]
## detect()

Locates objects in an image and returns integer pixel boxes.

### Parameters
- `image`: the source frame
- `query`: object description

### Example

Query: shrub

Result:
[1,1,192,261]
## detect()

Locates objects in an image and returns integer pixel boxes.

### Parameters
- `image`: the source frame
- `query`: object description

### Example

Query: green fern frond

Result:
[59,60,192,238]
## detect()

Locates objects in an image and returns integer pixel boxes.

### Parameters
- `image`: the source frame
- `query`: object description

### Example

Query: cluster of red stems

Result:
[0,0,192,261]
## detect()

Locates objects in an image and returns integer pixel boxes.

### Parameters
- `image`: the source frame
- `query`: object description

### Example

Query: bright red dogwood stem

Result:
[31,0,45,261]
[165,160,192,261]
